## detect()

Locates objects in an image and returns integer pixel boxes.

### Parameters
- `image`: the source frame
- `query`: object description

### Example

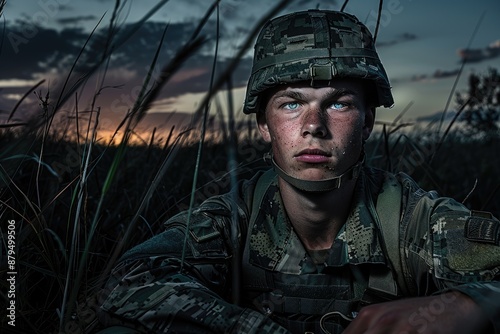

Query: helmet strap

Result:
[264,152,364,192]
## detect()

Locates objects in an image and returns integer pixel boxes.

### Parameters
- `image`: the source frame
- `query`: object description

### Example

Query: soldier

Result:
[97,10,500,333]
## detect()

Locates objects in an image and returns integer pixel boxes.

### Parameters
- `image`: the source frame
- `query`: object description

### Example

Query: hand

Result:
[343,291,490,334]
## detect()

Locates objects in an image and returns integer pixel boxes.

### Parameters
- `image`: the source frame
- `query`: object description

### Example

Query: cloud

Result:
[415,110,457,123]
[431,69,461,79]
[84,19,253,97]
[56,15,99,25]
[290,0,339,10]
[377,33,417,48]
[408,68,461,83]
[458,40,500,63]
[1,21,87,80]
[398,40,498,84]
[0,15,256,119]
[1,16,220,78]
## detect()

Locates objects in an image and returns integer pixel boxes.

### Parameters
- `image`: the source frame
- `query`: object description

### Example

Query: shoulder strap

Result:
[369,173,410,297]
[249,169,277,225]
[240,169,277,291]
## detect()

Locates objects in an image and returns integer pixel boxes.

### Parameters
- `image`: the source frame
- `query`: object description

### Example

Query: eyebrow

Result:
[272,90,306,101]
[271,88,360,101]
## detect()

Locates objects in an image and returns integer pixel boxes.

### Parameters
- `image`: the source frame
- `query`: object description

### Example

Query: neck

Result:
[279,177,357,250]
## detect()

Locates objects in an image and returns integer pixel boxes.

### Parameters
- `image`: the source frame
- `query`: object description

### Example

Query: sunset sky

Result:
[1,0,499,138]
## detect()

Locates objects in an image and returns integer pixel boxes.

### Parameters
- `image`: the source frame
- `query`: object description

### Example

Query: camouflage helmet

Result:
[243,10,394,114]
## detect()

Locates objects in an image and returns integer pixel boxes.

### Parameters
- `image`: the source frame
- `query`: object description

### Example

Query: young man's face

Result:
[258,79,374,183]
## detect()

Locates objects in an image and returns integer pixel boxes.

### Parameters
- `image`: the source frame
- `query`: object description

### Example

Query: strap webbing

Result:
[265,153,363,192]
[370,174,405,296]
[249,169,276,226]
[257,292,356,316]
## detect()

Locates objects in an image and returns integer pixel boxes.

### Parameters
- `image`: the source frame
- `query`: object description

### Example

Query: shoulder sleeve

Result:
[431,206,500,331]
[432,208,500,284]
[97,196,288,333]
[402,184,500,331]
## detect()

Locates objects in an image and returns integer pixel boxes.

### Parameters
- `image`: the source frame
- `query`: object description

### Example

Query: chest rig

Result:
[239,169,409,333]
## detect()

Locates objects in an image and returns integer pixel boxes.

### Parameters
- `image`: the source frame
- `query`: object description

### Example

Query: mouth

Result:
[294,148,331,164]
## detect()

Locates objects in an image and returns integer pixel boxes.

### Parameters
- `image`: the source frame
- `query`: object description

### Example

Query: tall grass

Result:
[0,1,499,333]
[0,1,290,332]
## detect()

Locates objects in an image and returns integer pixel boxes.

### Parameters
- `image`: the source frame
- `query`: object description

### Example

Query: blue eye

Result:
[331,102,347,109]
[283,102,301,110]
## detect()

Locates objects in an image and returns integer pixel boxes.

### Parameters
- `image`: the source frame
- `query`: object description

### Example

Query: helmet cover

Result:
[243,10,394,114]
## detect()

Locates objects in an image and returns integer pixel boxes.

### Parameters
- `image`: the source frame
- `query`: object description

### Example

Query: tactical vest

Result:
[238,169,409,333]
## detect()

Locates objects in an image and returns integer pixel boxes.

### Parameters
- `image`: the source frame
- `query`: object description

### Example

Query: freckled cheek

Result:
[332,123,363,151]
[271,123,297,143]
[346,129,364,152]
[273,134,294,150]
[271,131,299,158]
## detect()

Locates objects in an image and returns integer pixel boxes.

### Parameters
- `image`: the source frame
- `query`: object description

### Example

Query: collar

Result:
[247,167,387,274]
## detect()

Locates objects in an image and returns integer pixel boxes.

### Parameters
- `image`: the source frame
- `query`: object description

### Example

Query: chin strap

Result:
[263,152,364,192]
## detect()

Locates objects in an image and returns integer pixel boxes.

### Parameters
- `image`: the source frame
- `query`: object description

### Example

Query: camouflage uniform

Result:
[97,167,500,333]
[97,10,500,333]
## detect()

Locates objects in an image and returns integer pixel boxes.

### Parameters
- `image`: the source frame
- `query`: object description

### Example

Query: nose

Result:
[301,108,327,138]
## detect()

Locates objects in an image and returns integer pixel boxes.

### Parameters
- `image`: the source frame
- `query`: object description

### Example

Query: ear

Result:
[362,107,375,141]
[257,111,272,143]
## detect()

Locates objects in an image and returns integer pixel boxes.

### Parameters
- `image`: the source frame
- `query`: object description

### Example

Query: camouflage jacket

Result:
[97,167,500,333]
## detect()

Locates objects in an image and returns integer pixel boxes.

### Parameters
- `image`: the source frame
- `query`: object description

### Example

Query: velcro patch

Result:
[432,210,500,281]
[188,214,220,243]
[464,212,500,245]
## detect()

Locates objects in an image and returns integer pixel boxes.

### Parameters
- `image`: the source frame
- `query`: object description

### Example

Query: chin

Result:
[296,169,337,181]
